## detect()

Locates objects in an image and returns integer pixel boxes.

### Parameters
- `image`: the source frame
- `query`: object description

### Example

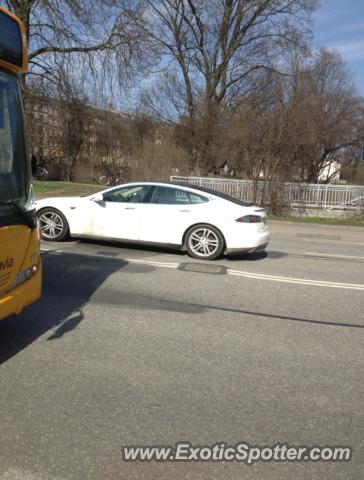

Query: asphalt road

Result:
[0,232,363,480]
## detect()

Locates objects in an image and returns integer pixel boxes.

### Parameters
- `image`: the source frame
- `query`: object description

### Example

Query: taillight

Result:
[235,215,262,223]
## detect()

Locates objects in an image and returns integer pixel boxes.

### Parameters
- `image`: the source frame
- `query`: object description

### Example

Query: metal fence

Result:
[170,176,364,210]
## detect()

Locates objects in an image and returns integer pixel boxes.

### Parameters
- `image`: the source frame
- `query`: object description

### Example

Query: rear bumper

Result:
[226,231,270,254]
[0,267,42,321]
[226,242,268,254]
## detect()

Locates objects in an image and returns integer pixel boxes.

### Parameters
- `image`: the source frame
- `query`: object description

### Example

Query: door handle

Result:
[124,207,136,210]
[179,209,190,212]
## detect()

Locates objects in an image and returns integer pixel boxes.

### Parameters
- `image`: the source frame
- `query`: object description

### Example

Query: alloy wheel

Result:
[39,211,65,240]
[188,228,220,258]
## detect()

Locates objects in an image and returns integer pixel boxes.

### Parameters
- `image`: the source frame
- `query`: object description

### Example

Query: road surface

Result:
[0,231,363,479]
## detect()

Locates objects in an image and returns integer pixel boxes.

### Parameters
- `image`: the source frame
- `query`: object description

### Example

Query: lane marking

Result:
[305,252,364,260]
[272,234,364,247]
[41,248,69,253]
[126,258,364,291]
[228,270,364,290]
[41,251,364,291]
[124,258,179,269]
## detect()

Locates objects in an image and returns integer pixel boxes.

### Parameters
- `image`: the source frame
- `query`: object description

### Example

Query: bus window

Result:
[0,84,13,174]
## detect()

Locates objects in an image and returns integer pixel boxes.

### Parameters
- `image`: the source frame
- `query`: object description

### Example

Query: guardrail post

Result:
[323,184,328,209]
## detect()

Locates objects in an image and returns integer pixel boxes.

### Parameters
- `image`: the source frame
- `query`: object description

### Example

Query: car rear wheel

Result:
[38,207,70,241]
[185,224,224,260]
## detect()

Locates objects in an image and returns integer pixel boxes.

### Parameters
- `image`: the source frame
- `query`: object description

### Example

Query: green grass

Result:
[268,214,364,227]
[33,181,102,198]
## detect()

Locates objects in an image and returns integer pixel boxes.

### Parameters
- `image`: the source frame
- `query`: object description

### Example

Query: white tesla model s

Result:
[36,182,269,260]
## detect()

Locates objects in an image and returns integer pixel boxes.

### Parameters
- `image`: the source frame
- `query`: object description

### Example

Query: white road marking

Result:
[228,269,364,290]
[40,251,364,291]
[305,252,364,260]
[126,258,364,291]
[125,258,179,269]
[41,248,65,253]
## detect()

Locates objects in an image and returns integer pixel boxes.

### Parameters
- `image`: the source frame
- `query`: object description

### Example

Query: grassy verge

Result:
[33,181,102,198]
[268,214,364,227]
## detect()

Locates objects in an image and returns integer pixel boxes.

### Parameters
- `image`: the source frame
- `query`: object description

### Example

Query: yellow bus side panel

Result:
[0,266,41,320]
[0,225,41,320]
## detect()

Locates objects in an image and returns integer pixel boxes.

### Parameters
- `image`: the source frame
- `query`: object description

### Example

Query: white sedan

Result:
[35,182,269,260]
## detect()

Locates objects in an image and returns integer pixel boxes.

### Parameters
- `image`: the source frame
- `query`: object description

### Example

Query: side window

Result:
[103,185,152,203]
[150,187,175,204]
[150,187,208,205]
[150,187,183,204]
[188,192,209,204]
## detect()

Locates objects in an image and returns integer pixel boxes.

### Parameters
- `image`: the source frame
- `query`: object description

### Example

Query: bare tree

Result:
[288,49,364,183]
[25,63,90,181]
[1,0,149,90]
[58,74,89,181]
[220,48,364,212]
[138,0,319,172]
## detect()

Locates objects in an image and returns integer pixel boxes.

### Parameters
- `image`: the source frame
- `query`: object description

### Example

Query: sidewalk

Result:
[268,220,364,244]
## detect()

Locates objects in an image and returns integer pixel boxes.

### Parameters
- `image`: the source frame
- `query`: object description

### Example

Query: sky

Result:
[313,0,364,94]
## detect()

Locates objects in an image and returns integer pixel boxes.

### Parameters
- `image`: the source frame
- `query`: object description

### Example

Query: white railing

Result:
[170,176,364,210]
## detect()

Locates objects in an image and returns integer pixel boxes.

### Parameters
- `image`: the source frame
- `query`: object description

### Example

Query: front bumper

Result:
[0,267,42,320]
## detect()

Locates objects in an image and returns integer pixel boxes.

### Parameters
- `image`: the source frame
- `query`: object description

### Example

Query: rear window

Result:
[173,183,252,207]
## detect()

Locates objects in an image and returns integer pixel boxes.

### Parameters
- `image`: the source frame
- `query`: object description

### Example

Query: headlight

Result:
[14,264,38,287]
[0,264,39,297]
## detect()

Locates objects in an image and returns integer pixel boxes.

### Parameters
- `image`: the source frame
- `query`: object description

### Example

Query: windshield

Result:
[0,68,31,213]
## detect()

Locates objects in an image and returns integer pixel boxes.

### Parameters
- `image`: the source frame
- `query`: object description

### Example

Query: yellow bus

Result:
[0,6,41,320]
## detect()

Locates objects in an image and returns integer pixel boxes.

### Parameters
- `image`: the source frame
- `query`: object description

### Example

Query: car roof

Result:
[117,181,252,207]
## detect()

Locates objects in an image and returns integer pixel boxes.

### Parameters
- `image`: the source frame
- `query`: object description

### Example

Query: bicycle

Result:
[33,165,49,181]
[99,171,123,186]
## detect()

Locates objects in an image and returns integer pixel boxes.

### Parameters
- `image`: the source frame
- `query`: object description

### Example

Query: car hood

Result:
[35,196,86,210]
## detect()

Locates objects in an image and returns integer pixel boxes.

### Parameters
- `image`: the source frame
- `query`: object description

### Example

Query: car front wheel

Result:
[38,207,70,241]
[185,224,224,260]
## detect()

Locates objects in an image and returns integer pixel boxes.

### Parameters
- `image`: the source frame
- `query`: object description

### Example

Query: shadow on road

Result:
[0,251,127,364]
[47,239,273,264]
[103,293,364,330]
[78,238,185,257]
[2,247,359,366]
[225,250,269,262]
[77,239,272,263]
[191,302,364,329]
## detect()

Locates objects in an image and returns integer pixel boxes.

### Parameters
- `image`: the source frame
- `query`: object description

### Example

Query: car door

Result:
[82,185,153,241]
[139,186,209,245]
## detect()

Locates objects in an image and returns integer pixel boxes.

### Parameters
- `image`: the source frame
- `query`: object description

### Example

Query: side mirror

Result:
[90,192,104,202]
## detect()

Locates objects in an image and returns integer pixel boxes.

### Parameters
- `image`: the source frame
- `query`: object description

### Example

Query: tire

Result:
[99,175,110,186]
[38,207,70,242]
[185,224,225,260]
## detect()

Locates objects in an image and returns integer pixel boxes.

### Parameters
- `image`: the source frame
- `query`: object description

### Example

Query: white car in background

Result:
[35,182,269,260]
